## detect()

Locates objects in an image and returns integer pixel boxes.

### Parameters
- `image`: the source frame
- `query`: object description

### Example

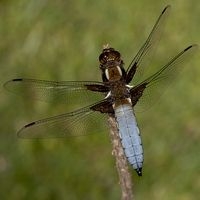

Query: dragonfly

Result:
[4,5,197,176]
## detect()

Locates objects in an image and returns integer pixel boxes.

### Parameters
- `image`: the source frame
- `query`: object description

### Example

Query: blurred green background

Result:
[0,0,200,199]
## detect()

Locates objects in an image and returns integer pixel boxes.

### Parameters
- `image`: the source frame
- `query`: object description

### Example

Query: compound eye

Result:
[99,52,108,64]
[114,51,121,62]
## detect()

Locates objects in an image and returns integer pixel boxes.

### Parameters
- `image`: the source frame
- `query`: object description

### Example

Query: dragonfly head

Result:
[99,47,122,68]
[99,46,125,82]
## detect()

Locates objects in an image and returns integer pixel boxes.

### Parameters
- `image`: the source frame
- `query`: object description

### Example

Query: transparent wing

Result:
[16,101,109,138]
[126,5,171,84]
[132,44,198,112]
[4,78,107,107]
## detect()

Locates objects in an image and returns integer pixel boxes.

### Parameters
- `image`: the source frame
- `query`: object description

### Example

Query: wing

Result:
[16,99,112,138]
[130,44,198,111]
[4,78,109,108]
[126,5,171,84]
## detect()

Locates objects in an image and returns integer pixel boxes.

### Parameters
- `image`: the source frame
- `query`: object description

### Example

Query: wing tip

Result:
[12,78,23,82]
[184,44,199,52]
[17,122,36,138]
[162,5,171,14]
[3,78,23,89]
[24,122,36,128]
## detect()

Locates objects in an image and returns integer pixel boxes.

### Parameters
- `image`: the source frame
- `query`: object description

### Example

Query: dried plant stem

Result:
[108,115,134,200]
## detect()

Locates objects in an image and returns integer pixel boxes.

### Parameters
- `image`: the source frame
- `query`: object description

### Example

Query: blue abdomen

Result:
[114,103,143,176]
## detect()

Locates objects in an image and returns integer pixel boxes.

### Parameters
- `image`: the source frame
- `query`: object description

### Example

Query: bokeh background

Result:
[0,0,200,199]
